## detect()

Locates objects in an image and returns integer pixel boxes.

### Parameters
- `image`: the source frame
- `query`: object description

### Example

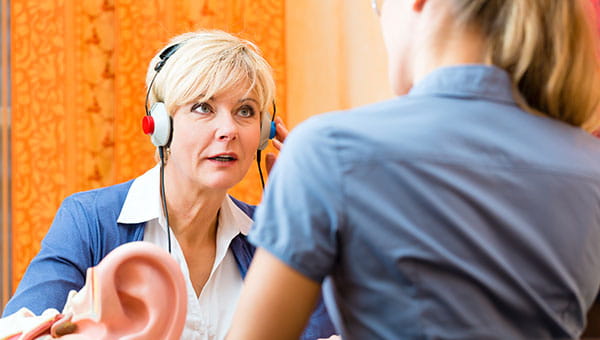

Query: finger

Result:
[274,117,289,143]
[272,139,283,151]
[265,153,277,175]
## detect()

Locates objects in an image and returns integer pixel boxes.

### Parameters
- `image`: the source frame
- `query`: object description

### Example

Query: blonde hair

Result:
[146,30,275,120]
[451,0,600,131]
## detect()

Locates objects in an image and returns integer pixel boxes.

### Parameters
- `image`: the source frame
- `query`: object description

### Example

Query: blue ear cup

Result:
[258,112,275,151]
[269,121,276,139]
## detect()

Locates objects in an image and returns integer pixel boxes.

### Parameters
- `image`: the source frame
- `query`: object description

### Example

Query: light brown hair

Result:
[452,0,600,131]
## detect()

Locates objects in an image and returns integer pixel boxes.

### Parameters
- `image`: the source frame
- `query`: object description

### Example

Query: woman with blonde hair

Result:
[226,0,600,339]
[3,30,335,340]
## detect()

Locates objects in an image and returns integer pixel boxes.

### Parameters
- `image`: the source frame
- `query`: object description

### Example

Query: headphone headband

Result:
[154,43,183,72]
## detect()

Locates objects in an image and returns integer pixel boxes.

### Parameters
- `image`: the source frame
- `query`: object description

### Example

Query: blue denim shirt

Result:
[251,65,600,340]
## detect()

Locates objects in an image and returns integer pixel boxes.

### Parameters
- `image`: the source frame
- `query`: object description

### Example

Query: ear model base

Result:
[143,102,172,147]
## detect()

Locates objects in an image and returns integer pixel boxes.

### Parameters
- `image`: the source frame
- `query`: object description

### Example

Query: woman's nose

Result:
[215,112,238,141]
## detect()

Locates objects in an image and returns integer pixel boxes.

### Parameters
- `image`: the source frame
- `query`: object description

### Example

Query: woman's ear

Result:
[59,242,187,340]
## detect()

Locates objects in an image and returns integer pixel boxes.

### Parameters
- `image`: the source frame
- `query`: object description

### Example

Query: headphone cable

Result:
[257,150,265,189]
[158,146,172,253]
[256,104,276,190]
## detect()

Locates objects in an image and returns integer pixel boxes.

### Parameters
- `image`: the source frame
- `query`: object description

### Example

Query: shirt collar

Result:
[118,164,161,224]
[409,65,516,105]
[219,195,252,236]
[117,164,252,236]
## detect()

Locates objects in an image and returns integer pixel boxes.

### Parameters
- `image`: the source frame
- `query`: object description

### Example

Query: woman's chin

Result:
[200,175,246,192]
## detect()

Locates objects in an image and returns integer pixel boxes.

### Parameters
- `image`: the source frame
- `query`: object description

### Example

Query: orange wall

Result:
[285,0,392,128]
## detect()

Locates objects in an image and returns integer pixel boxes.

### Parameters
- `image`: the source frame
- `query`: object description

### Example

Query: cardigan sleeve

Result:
[2,196,94,317]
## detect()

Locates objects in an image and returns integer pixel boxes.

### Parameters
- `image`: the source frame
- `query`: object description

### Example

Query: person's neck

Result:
[408,2,488,86]
[162,169,227,247]
[412,26,488,85]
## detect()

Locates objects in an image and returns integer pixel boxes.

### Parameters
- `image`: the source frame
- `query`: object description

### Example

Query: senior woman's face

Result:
[167,82,261,191]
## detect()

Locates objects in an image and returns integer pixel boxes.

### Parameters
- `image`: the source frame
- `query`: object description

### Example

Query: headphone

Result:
[141,42,276,150]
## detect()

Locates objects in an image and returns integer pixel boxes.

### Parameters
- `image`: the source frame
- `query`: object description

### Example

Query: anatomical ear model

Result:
[0,242,187,340]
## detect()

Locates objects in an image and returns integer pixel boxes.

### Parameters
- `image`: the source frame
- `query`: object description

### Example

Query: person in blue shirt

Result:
[226,1,600,339]
[3,29,335,340]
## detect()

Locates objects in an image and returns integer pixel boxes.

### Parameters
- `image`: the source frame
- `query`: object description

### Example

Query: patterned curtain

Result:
[9,0,285,292]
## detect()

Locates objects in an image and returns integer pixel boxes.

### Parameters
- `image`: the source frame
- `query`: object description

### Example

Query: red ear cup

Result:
[147,102,172,147]
[142,116,155,135]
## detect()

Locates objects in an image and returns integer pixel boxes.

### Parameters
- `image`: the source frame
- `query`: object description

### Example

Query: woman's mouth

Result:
[207,153,238,162]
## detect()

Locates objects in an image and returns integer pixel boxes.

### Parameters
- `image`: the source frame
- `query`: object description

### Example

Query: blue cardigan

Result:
[3,180,335,339]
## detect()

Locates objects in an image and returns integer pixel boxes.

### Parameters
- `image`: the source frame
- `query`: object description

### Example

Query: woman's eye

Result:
[191,102,212,114]
[238,106,255,118]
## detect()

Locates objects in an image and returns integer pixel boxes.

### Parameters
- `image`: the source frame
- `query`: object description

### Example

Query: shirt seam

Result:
[331,126,347,245]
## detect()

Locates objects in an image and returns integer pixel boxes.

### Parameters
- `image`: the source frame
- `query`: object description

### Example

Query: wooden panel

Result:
[342,0,392,108]
[284,0,392,128]
[284,0,345,128]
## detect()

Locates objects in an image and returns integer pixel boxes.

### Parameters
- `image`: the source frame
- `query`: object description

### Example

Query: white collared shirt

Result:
[117,165,252,340]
